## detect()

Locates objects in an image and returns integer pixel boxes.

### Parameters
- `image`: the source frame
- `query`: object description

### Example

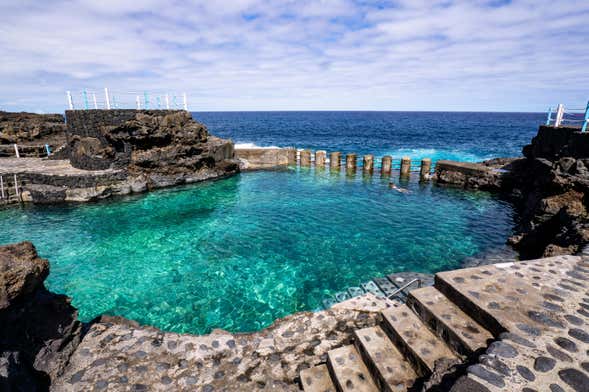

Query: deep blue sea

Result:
[194,111,544,162]
[0,112,541,334]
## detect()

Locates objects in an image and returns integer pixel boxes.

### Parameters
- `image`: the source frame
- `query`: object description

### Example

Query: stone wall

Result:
[0,111,66,145]
[235,147,296,170]
[65,109,183,140]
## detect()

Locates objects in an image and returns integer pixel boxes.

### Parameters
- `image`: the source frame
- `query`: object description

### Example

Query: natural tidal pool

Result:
[1,168,516,334]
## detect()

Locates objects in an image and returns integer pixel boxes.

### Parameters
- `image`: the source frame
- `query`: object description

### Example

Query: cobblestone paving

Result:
[51,295,397,391]
[439,254,589,391]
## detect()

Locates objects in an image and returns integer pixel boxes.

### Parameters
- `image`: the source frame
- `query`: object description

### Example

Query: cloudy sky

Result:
[0,0,588,113]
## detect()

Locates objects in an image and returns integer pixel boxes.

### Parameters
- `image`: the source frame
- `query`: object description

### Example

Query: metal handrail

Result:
[387,278,422,300]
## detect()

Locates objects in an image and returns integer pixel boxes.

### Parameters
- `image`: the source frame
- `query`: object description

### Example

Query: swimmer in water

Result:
[389,182,411,194]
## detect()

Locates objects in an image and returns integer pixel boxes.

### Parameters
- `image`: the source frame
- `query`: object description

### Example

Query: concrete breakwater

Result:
[236,146,435,180]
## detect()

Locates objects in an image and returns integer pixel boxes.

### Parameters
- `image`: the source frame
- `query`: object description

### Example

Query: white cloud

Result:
[0,0,587,112]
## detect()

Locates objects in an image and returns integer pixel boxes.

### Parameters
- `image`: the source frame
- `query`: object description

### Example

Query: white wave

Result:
[234,142,281,149]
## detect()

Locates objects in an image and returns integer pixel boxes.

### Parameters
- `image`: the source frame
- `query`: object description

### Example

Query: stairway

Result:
[301,284,493,391]
[299,255,589,391]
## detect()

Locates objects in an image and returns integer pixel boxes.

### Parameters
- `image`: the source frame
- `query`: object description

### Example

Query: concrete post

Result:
[183,93,188,111]
[420,158,432,181]
[330,152,341,169]
[136,95,141,109]
[400,157,411,177]
[13,144,20,158]
[363,154,374,173]
[300,149,312,167]
[0,176,4,199]
[286,148,297,165]
[165,94,170,110]
[315,150,326,166]
[346,153,357,171]
[381,155,392,175]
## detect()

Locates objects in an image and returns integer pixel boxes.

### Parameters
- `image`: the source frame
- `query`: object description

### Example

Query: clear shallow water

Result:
[194,111,544,162]
[0,168,516,334]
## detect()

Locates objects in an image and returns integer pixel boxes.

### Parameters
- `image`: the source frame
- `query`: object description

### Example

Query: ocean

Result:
[195,111,544,162]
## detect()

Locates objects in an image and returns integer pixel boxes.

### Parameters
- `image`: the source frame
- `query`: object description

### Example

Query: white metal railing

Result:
[546,101,589,132]
[66,88,188,111]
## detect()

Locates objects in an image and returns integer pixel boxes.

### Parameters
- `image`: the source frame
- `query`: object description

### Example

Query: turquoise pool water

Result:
[1,168,516,334]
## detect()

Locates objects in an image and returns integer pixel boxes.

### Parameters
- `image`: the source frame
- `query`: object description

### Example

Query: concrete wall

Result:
[235,148,296,170]
[65,109,184,140]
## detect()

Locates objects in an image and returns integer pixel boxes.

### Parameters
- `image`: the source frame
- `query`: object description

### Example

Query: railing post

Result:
[13,144,20,158]
[144,91,150,110]
[104,88,111,109]
[136,95,141,110]
[582,101,589,133]
[157,96,161,109]
[183,93,188,111]
[0,175,4,199]
[83,89,89,110]
[45,144,51,156]
[545,107,552,126]
[165,94,170,109]
[66,91,74,110]
[554,103,564,128]
[13,174,19,200]
[92,92,98,109]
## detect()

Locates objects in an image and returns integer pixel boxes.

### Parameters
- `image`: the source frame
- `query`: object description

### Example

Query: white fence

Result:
[66,89,188,111]
[546,101,589,132]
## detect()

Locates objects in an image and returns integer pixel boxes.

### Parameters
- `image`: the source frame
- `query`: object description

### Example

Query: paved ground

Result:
[0,158,120,176]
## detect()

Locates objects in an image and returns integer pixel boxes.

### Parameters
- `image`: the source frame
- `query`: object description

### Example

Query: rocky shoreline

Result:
[435,125,589,260]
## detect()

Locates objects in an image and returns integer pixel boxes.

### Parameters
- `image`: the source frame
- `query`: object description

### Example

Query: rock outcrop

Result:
[0,242,82,391]
[66,111,238,189]
[1,110,239,204]
[434,125,589,259]
[0,111,66,146]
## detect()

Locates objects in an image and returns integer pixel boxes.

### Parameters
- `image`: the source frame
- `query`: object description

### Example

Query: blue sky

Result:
[0,0,588,113]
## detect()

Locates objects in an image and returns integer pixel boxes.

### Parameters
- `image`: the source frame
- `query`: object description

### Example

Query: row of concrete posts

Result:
[297,150,432,181]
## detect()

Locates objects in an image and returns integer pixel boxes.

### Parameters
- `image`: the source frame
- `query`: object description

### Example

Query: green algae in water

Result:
[0,169,515,334]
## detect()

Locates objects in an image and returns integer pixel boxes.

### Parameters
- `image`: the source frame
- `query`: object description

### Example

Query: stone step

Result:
[353,326,417,392]
[434,263,545,336]
[327,345,379,392]
[300,364,336,392]
[381,304,459,376]
[407,286,493,356]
